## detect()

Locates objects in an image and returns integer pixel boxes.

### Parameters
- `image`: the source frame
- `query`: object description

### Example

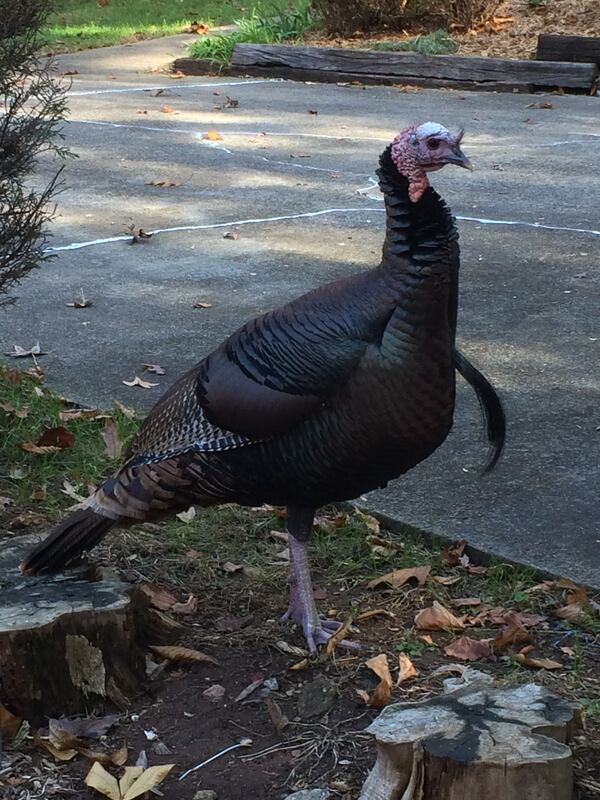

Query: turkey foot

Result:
[284,532,360,653]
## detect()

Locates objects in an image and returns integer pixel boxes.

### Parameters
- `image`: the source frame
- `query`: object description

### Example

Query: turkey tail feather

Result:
[454,349,506,473]
[21,508,116,575]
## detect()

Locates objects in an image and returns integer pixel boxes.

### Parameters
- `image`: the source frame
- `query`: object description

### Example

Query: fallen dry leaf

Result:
[86,761,174,800]
[354,508,381,535]
[141,363,165,375]
[515,651,562,670]
[450,597,482,607]
[359,653,393,707]
[122,764,175,800]
[38,737,78,761]
[444,635,493,661]
[289,658,309,671]
[129,228,153,245]
[0,702,21,741]
[235,678,264,703]
[467,564,489,575]
[145,179,179,188]
[290,151,311,158]
[367,565,431,589]
[193,300,213,308]
[415,601,464,631]
[275,640,308,658]
[85,762,119,799]
[203,128,223,140]
[5,341,47,358]
[10,511,47,529]
[114,399,137,419]
[20,425,75,454]
[59,408,108,422]
[0,401,28,418]
[40,426,75,448]
[223,560,245,574]
[160,104,177,114]
[397,653,419,685]
[0,366,23,383]
[185,20,210,33]
[431,575,461,586]
[555,604,586,621]
[223,231,239,240]
[514,611,547,627]
[149,645,219,665]
[139,582,178,611]
[265,696,288,736]
[356,608,394,622]
[101,418,122,459]
[66,289,93,308]
[122,376,158,389]
[313,512,347,534]
[442,539,467,565]
[19,441,59,454]
[525,101,553,109]
[171,594,198,614]
[325,616,354,656]
[493,612,531,653]
[49,715,119,740]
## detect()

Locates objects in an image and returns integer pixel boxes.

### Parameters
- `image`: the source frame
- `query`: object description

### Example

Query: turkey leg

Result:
[282,506,358,653]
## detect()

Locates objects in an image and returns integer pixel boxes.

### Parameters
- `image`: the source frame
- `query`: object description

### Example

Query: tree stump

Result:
[0,534,149,724]
[359,683,582,800]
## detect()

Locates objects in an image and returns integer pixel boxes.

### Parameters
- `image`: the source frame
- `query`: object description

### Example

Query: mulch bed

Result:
[303,0,600,61]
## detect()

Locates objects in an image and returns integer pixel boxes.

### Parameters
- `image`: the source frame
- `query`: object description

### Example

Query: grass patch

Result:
[369,29,457,55]
[43,0,308,54]
[188,6,317,64]
[0,367,138,519]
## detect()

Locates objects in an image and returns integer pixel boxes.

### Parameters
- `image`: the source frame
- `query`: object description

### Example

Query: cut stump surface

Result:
[0,534,147,723]
[360,682,581,800]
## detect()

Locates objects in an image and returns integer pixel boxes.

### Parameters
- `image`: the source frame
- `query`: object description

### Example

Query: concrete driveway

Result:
[4,37,599,585]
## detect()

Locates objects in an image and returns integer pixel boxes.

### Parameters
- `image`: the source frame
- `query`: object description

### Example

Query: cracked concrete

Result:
[3,37,599,585]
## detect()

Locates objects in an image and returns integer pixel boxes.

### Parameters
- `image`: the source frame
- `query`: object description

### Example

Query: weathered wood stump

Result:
[359,683,581,800]
[0,534,149,723]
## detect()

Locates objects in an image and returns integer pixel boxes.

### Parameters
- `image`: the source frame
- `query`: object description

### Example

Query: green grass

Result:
[43,0,308,54]
[369,29,457,56]
[0,367,138,518]
[188,6,317,64]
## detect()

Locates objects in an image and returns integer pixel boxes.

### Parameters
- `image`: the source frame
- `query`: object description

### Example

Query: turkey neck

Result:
[376,146,460,353]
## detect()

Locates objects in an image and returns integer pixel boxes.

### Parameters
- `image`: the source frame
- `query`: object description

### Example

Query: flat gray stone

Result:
[297,676,336,719]
[193,791,218,800]
[284,790,330,800]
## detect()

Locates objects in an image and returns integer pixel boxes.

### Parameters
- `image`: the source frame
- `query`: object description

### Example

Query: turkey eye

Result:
[427,139,440,150]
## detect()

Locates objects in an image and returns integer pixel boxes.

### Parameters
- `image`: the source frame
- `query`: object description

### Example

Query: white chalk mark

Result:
[45,208,374,253]
[457,215,600,237]
[45,205,600,254]
[69,79,275,96]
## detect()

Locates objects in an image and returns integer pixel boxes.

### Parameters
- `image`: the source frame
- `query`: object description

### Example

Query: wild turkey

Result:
[22,121,505,652]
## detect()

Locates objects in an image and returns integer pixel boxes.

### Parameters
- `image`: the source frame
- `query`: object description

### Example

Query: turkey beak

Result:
[449,146,473,171]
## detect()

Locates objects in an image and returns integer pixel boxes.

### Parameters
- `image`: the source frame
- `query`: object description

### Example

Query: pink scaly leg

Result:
[280,506,360,654]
